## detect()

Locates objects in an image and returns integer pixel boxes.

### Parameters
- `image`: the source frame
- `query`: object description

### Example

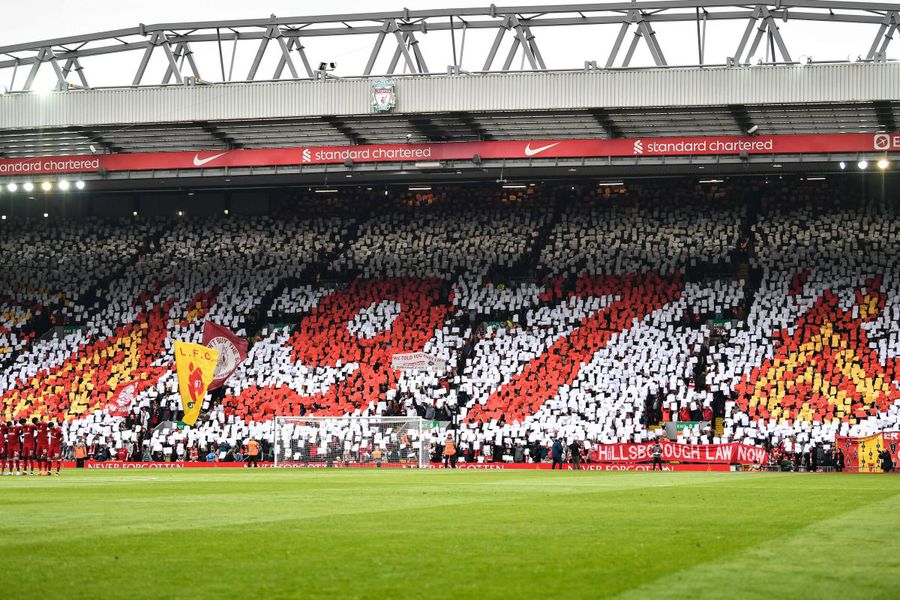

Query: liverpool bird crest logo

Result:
[371,78,396,112]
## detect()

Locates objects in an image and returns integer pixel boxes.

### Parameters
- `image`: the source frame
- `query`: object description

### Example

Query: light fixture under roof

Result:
[699,179,724,184]
[314,188,338,193]
[858,160,869,170]
[501,184,527,189]
[408,186,432,191]
[597,181,624,186]
[23,182,34,192]
[877,158,890,170]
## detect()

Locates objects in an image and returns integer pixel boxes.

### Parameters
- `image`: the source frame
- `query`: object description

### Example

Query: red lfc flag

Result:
[109,381,138,417]
[202,321,248,390]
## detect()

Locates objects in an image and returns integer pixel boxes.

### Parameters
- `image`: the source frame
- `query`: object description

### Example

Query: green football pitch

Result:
[1,470,898,599]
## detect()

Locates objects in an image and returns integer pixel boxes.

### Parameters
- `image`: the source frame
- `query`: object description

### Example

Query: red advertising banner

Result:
[590,441,767,465]
[0,133,896,176]
[64,461,733,471]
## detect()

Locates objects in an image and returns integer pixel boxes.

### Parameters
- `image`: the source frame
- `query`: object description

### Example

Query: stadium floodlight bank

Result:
[273,416,431,468]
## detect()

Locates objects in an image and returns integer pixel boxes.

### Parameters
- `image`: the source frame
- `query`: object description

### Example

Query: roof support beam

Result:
[78,128,123,154]
[637,16,667,66]
[390,20,420,74]
[521,22,547,70]
[160,35,184,84]
[363,20,390,75]
[248,23,295,81]
[274,36,299,79]
[588,108,623,138]
[451,111,493,140]
[727,104,754,134]
[408,117,449,141]
[866,11,899,61]
[62,57,90,89]
[247,35,270,80]
[132,42,155,86]
[22,47,68,91]
[274,36,313,79]
[162,42,186,84]
[324,116,367,144]
[406,28,428,73]
[607,10,667,68]
[873,100,897,132]
[482,21,508,71]
[605,21,631,68]
[733,6,792,65]
[198,122,242,149]
[509,16,541,70]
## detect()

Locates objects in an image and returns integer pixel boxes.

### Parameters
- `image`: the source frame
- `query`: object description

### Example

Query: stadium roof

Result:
[0,3,897,189]
[1,64,898,156]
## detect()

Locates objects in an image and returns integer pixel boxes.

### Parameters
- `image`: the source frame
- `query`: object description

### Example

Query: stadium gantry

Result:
[0,3,898,184]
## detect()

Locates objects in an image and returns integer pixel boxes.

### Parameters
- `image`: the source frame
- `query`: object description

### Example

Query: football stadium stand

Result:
[1,179,898,467]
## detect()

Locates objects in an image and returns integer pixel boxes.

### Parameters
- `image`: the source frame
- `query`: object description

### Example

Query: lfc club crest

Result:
[371,78,396,112]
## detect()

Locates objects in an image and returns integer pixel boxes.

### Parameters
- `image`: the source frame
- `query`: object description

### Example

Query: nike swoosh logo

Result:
[524,142,560,156]
[192,152,228,167]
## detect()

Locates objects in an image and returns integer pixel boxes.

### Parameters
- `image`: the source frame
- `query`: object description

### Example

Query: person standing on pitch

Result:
[568,439,583,471]
[833,446,845,472]
[74,437,88,468]
[551,437,564,470]
[879,448,894,473]
[47,422,64,476]
[246,438,260,468]
[5,420,22,475]
[20,418,36,475]
[0,421,7,476]
[651,439,663,471]
[443,433,458,469]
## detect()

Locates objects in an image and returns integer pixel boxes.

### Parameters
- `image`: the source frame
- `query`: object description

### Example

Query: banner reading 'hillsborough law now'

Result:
[590,441,768,465]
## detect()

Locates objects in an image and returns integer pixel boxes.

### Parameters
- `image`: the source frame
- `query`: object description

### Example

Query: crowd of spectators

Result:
[0,182,897,466]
